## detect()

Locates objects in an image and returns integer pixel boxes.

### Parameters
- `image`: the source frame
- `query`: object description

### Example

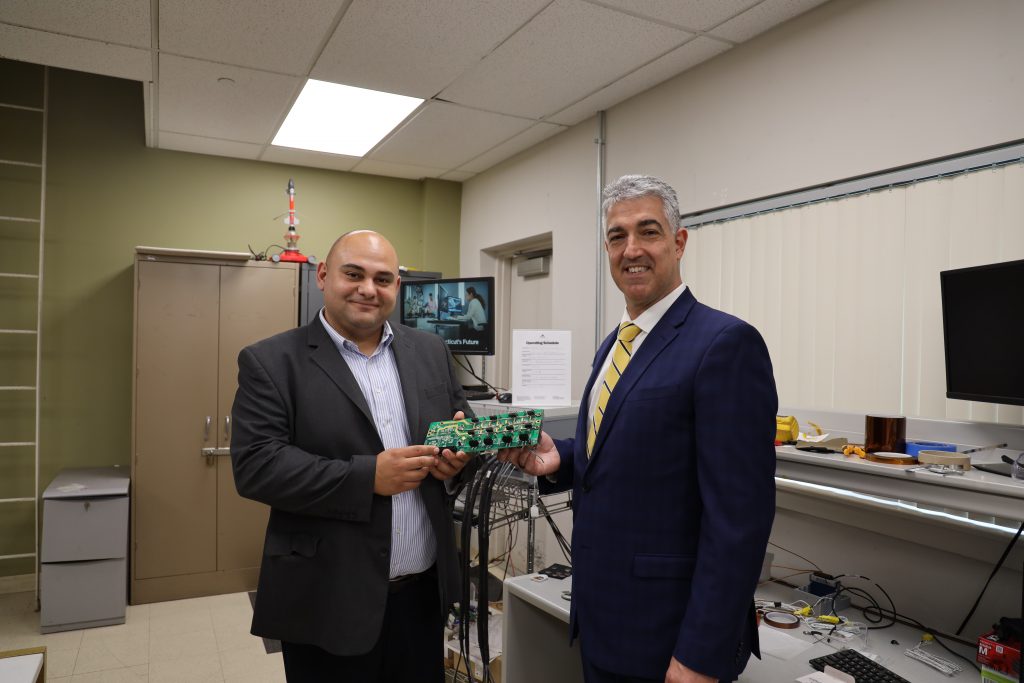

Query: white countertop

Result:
[775,445,1024,519]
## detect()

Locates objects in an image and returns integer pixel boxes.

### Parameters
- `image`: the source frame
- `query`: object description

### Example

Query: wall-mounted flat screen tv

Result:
[940,258,1024,406]
[399,277,495,356]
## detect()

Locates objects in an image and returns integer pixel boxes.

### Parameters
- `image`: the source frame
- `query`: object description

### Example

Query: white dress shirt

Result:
[587,283,688,427]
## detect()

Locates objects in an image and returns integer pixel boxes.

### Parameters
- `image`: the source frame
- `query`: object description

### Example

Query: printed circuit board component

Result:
[425,409,544,454]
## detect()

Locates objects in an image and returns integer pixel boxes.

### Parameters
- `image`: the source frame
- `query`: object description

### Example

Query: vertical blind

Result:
[683,162,1024,427]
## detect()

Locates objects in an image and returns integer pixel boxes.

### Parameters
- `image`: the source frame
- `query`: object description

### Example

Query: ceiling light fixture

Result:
[272,79,423,157]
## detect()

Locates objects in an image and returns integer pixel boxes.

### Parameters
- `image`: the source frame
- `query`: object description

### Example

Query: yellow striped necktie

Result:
[587,322,642,456]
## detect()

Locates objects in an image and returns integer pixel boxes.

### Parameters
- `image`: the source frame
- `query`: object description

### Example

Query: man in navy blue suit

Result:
[501,175,777,682]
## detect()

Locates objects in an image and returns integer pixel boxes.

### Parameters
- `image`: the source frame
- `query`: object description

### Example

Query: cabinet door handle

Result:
[204,416,212,441]
[224,415,231,441]
[201,446,229,465]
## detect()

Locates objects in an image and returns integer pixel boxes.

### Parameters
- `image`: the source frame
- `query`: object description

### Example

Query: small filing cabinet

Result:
[40,467,130,633]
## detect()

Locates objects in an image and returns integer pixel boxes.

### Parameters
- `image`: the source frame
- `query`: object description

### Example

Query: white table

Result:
[776,445,1024,519]
[502,575,979,682]
[742,584,977,681]
[502,575,581,683]
[0,650,44,683]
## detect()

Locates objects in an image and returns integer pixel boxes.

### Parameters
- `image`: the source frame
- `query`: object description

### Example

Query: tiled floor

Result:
[0,590,284,682]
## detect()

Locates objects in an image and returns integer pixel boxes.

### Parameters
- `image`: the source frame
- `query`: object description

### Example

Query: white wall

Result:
[463,0,1024,386]
[459,0,1024,625]
[607,0,1024,214]
[460,120,599,396]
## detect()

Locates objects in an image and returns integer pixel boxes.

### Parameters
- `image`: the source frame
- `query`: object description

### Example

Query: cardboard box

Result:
[977,630,1021,677]
[446,651,502,683]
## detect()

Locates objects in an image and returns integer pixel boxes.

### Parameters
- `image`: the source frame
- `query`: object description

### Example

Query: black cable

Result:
[837,575,980,673]
[458,458,488,672]
[536,498,571,563]
[457,457,502,682]
[477,461,499,682]
[955,519,1024,636]
[502,517,518,578]
[248,243,288,261]
[838,586,892,628]
[834,575,897,629]
[454,355,504,394]
[768,541,822,572]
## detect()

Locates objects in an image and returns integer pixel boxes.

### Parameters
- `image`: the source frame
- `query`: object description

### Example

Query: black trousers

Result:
[281,569,444,683]
[582,657,737,683]
[581,658,660,683]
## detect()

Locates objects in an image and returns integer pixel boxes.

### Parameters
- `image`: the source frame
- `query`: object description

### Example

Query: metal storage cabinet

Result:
[40,466,130,633]
[131,248,298,604]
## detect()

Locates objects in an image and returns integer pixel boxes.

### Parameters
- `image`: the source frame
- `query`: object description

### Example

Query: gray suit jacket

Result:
[230,319,472,655]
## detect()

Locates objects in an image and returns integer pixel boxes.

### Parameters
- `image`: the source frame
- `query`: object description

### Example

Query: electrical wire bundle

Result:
[453,454,573,682]
[247,243,285,261]
[830,574,980,674]
[763,543,987,675]
[536,498,571,564]
[456,456,508,683]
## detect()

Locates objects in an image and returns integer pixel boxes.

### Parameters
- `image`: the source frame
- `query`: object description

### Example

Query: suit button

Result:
[380,548,388,557]
[582,482,591,493]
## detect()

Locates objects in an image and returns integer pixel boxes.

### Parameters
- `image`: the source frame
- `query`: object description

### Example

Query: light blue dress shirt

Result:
[319,311,436,578]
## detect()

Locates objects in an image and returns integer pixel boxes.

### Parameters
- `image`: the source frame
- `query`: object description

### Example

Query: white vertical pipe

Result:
[34,67,49,605]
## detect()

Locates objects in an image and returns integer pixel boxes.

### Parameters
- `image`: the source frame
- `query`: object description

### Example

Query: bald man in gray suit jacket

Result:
[232,231,475,682]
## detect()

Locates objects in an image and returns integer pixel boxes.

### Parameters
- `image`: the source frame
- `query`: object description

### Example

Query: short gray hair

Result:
[601,175,681,232]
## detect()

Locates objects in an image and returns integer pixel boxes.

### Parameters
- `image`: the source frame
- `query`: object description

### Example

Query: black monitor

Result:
[399,277,495,356]
[940,258,1024,406]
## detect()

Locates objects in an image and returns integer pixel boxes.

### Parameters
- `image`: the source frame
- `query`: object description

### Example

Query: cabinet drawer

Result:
[41,496,128,562]
[40,558,126,632]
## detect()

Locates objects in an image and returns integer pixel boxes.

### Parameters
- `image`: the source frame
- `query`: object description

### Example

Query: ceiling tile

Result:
[260,146,361,172]
[710,0,829,43]
[439,0,692,120]
[459,122,566,173]
[548,36,730,125]
[591,0,760,32]
[158,132,263,159]
[0,25,152,81]
[158,54,301,142]
[0,0,151,47]
[159,0,345,74]
[349,159,448,180]
[313,0,550,98]
[369,101,535,169]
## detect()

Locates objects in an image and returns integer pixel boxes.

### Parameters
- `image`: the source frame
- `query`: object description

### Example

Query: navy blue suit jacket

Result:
[541,288,777,680]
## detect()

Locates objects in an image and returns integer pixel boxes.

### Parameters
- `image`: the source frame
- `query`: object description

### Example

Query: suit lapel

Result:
[586,290,698,469]
[389,325,422,441]
[580,328,617,434]
[307,321,375,426]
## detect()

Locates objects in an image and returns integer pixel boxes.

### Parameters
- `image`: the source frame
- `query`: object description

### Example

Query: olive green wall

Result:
[0,59,462,577]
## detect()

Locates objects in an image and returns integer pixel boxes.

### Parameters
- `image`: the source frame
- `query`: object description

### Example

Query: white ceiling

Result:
[0,0,828,181]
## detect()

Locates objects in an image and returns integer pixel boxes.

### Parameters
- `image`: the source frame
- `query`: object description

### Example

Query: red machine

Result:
[278,178,308,263]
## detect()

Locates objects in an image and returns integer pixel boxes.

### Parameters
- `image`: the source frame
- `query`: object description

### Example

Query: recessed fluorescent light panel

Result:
[272,79,423,157]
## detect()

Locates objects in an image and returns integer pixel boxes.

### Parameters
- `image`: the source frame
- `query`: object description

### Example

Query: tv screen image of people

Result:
[399,277,495,356]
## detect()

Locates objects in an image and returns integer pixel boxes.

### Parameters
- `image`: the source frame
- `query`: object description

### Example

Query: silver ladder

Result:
[0,65,47,602]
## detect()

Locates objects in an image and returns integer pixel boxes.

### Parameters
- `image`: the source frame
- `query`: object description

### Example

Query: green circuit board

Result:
[425,409,545,454]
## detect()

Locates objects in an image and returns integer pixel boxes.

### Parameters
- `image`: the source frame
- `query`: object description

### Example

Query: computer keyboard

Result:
[808,648,910,683]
